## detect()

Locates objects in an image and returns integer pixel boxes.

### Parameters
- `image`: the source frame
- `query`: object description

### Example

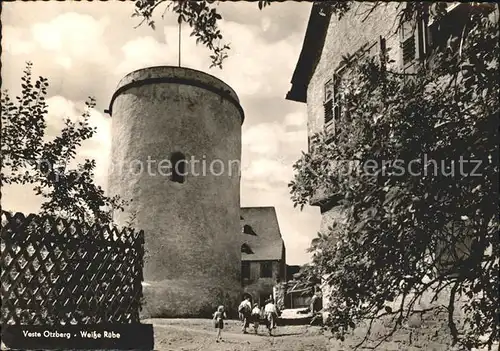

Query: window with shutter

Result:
[399,7,432,75]
[379,36,387,66]
[324,78,334,125]
[332,73,342,135]
[324,101,333,125]
[400,19,417,68]
[402,35,416,64]
[323,67,346,139]
[324,78,333,102]
[323,41,385,144]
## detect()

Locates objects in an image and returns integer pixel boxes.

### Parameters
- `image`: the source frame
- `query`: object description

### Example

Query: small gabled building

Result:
[240,206,286,306]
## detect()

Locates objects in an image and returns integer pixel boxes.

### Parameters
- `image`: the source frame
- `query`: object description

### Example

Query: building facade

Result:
[287,0,498,303]
[286,2,407,242]
[286,2,498,349]
[240,207,286,307]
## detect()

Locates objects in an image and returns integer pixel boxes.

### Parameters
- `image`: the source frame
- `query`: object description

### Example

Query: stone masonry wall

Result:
[109,66,243,318]
[327,309,458,351]
[325,287,498,351]
[307,2,402,139]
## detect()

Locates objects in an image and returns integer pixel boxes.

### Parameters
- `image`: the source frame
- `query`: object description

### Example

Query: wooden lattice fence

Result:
[0,211,145,325]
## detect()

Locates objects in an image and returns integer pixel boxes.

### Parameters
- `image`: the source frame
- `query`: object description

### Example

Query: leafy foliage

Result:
[131,1,443,68]
[133,0,282,68]
[133,0,228,68]
[1,62,129,224]
[289,4,499,350]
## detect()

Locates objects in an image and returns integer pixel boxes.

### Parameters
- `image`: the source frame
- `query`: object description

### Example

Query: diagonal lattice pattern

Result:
[1,211,144,325]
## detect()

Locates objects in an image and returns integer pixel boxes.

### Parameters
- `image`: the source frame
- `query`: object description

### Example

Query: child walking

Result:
[264,299,278,336]
[213,305,227,342]
[251,303,261,334]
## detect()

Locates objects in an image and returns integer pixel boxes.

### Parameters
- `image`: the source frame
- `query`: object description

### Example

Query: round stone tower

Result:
[107,66,244,317]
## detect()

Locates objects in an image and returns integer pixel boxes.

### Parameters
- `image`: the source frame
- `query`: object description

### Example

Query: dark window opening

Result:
[427,4,472,71]
[260,261,273,278]
[241,261,250,280]
[324,78,333,102]
[436,220,473,276]
[324,99,333,125]
[260,293,270,306]
[324,78,334,127]
[241,243,253,254]
[170,152,186,183]
[427,4,494,69]
[243,224,257,236]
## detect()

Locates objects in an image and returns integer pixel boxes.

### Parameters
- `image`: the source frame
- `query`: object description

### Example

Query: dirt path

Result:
[154,323,267,339]
[145,318,330,351]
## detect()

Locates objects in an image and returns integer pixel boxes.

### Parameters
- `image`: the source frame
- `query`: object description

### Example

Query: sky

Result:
[1,1,321,265]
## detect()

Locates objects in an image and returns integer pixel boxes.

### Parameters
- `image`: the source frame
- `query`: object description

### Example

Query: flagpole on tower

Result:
[178,17,182,67]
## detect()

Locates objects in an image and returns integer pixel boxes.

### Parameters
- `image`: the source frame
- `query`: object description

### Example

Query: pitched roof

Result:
[240,207,285,262]
[286,3,333,103]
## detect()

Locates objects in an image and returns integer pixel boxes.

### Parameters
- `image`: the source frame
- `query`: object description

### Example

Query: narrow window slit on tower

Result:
[170,151,186,183]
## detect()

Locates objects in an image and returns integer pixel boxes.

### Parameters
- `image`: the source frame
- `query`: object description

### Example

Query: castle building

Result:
[108,66,244,317]
[285,1,498,346]
[285,0,498,305]
[288,2,497,202]
[239,206,286,307]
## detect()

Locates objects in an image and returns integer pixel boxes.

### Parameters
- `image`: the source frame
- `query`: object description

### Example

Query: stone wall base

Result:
[325,289,498,351]
[140,278,242,319]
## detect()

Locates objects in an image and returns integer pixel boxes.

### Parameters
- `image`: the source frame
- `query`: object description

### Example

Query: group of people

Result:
[238,296,279,335]
[212,296,279,342]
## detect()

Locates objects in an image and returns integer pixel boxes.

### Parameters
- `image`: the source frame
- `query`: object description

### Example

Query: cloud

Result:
[242,123,282,155]
[30,12,112,65]
[114,16,303,99]
[213,21,303,98]
[284,111,307,127]
[242,120,307,157]
[218,1,311,43]
[242,158,294,185]
[115,36,171,77]
[44,95,111,188]
[114,17,213,77]
[261,17,272,32]
[2,25,36,55]
[1,12,117,110]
